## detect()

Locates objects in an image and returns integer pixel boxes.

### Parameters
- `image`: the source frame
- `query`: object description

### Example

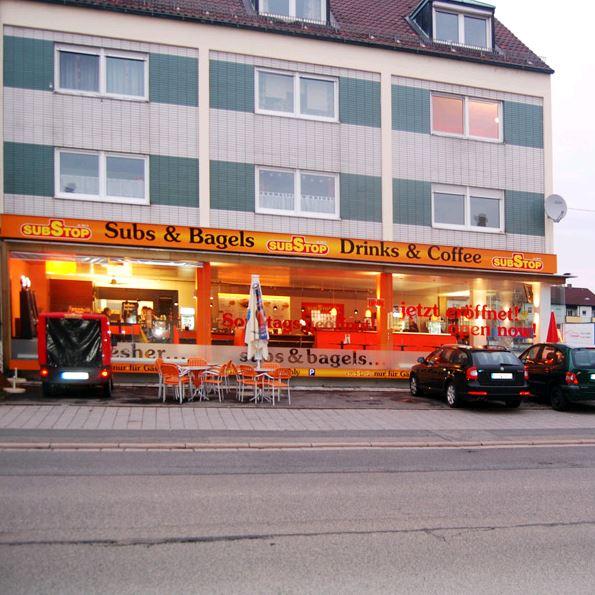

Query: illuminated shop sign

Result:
[0,215,557,275]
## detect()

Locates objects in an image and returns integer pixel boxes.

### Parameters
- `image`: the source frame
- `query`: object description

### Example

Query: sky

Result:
[492,0,594,289]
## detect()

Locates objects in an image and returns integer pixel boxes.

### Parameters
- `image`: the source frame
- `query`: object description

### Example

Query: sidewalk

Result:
[1,397,595,450]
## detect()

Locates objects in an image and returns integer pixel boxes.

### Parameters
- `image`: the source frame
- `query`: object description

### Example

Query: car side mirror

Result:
[417,357,426,364]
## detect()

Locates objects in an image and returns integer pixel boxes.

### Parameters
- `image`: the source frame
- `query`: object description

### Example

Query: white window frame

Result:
[259,0,326,23]
[255,68,338,122]
[55,148,150,205]
[55,44,148,101]
[430,93,502,143]
[432,2,492,50]
[432,184,504,233]
[255,165,340,220]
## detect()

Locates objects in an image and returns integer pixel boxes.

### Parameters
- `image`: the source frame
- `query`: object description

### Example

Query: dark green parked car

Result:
[519,343,595,411]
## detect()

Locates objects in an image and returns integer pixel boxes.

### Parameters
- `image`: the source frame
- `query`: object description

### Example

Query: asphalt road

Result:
[1,446,595,594]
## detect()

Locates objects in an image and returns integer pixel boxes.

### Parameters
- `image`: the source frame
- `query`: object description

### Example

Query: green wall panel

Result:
[393,178,432,226]
[339,78,381,128]
[4,142,54,196]
[210,160,255,211]
[149,155,198,207]
[4,36,53,91]
[392,86,431,134]
[505,190,545,236]
[149,54,198,107]
[503,101,544,148]
[340,173,382,222]
[210,60,254,112]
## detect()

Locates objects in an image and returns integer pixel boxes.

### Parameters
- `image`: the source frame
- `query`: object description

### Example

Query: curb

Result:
[1,439,595,451]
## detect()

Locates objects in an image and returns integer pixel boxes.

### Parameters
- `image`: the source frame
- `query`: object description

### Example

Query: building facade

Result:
[0,0,563,378]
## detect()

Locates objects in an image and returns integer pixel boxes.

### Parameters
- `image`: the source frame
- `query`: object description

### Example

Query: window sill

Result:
[432,39,493,53]
[55,193,150,207]
[432,224,504,234]
[255,109,339,124]
[54,89,149,103]
[256,209,340,221]
[430,131,502,144]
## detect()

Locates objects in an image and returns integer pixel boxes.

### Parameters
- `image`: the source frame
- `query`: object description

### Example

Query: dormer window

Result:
[259,0,327,24]
[411,1,494,51]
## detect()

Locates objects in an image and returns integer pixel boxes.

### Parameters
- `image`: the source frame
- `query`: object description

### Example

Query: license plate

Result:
[491,372,513,380]
[591,374,595,381]
[61,372,89,380]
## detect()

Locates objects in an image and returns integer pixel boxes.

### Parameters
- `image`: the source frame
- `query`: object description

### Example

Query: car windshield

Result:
[572,348,595,368]
[473,351,521,367]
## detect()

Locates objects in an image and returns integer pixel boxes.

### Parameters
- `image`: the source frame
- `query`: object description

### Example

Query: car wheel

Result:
[504,398,521,409]
[550,386,569,412]
[445,383,462,408]
[409,374,423,396]
[42,382,53,398]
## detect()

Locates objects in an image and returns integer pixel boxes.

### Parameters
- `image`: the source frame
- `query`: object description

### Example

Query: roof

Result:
[565,287,595,307]
[37,0,553,73]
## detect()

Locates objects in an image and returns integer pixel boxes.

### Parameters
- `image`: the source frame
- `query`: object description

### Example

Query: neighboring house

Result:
[564,286,595,323]
[0,0,565,377]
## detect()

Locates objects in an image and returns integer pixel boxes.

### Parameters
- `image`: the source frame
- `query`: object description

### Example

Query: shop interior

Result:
[9,249,538,359]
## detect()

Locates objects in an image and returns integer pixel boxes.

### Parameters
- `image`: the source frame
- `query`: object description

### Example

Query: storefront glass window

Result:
[7,250,540,374]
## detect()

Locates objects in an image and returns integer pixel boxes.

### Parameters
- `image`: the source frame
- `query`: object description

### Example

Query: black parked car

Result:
[409,345,530,408]
[519,343,595,411]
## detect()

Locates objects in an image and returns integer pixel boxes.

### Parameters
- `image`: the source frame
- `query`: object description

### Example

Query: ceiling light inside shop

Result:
[438,290,471,297]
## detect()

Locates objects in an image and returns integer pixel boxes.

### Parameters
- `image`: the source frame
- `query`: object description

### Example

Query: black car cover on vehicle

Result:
[46,318,102,368]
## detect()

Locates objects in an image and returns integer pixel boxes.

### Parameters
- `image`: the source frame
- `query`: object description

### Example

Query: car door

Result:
[542,346,566,389]
[520,345,543,395]
[419,349,442,391]
[415,349,440,388]
[532,344,559,396]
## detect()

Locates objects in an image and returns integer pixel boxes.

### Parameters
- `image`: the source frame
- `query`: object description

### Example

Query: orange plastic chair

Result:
[263,368,293,405]
[160,362,189,404]
[237,365,263,403]
[155,358,164,400]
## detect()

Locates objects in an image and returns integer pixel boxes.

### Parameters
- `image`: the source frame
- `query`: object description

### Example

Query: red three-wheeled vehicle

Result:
[37,312,113,398]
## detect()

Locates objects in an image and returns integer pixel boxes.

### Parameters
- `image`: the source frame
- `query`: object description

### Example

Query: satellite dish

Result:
[545,194,567,222]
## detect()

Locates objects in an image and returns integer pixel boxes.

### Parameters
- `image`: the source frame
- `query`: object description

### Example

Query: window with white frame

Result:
[256,167,339,218]
[433,2,492,49]
[259,0,326,23]
[56,45,147,99]
[432,185,503,232]
[431,93,501,141]
[56,149,149,205]
[256,69,337,121]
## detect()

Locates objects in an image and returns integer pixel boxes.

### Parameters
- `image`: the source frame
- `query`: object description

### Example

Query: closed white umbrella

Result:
[245,274,269,366]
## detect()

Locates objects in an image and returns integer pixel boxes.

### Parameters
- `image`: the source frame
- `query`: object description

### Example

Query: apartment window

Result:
[56,45,147,99]
[259,0,326,23]
[256,167,339,219]
[56,149,149,205]
[432,94,501,141]
[432,185,503,232]
[433,4,492,49]
[256,69,337,121]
